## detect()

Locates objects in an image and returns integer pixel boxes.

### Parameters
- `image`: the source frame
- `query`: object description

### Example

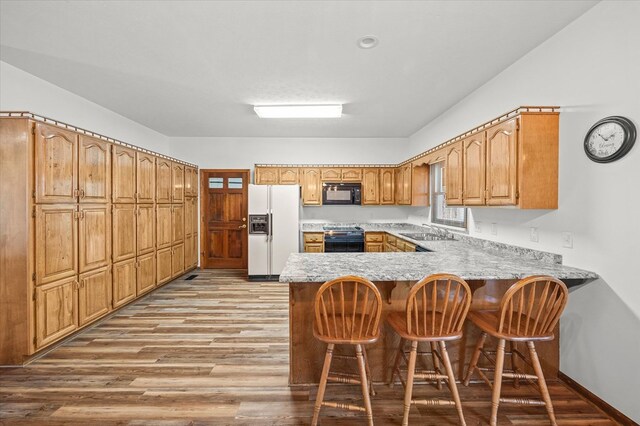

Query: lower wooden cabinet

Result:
[185,234,194,269]
[78,266,112,326]
[365,242,384,252]
[35,277,78,349]
[365,232,385,252]
[172,244,185,278]
[113,258,137,308]
[157,247,172,285]
[137,253,156,295]
[304,243,324,253]
[303,232,324,252]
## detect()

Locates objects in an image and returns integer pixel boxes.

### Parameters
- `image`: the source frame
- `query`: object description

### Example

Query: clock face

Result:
[586,122,625,158]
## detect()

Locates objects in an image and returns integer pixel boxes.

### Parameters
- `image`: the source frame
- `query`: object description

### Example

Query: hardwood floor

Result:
[1,270,617,425]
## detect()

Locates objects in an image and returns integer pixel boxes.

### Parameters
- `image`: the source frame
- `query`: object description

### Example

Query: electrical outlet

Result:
[530,227,539,243]
[475,221,482,233]
[562,232,573,249]
[491,223,498,236]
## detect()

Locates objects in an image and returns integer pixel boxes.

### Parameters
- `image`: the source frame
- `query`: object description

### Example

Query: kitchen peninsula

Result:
[280,225,598,386]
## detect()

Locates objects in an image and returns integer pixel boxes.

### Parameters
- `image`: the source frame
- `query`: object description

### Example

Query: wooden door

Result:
[321,168,341,181]
[380,168,395,205]
[137,253,156,295]
[172,204,184,245]
[278,167,299,185]
[34,123,78,203]
[362,169,380,205]
[112,204,136,262]
[35,277,78,349]
[171,162,185,203]
[156,159,172,203]
[341,168,362,182]
[136,152,156,203]
[156,204,172,248]
[445,142,463,205]
[201,170,249,269]
[78,266,111,326]
[463,134,486,205]
[172,244,185,277]
[35,204,78,285]
[136,204,155,255]
[78,204,111,273]
[254,167,278,185]
[113,259,136,308]
[301,168,321,206]
[112,146,136,203]
[78,135,111,203]
[486,119,518,206]
[156,247,172,284]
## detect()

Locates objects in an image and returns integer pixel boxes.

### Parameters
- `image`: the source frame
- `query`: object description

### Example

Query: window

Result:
[430,162,467,229]
[228,177,243,189]
[208,177,223,188]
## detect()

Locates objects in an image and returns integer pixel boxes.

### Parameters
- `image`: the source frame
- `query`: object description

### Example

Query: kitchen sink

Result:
[399,232,455,241]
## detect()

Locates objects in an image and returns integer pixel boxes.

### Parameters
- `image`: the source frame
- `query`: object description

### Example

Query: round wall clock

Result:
[584,116,636,163]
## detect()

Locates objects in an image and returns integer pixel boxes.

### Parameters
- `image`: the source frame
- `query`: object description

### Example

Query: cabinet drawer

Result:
[403,241,416,252]
[365,232,384,243]
[304,232,324,243]
[365,242,383,252]
[304,243,324,253]
[386,234,397,246]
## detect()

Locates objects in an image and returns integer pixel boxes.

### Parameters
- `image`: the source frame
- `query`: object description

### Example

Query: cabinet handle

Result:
[73,189,79,198]
[80,189,85,198]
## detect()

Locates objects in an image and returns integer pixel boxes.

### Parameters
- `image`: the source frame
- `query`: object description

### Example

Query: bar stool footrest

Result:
[412,398,456,407]
[502,372,538,380]
[321,401,367,412]
[499,397,546,406]
[414,371,448,381]
[327,372,362,385]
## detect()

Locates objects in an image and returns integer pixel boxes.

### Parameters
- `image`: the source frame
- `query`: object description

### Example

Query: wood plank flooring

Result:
[0,270,617,425]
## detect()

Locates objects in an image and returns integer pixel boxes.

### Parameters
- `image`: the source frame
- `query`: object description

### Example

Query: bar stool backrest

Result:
[314,275,382,343]
[406,273,472,338]
[498,275,568,337]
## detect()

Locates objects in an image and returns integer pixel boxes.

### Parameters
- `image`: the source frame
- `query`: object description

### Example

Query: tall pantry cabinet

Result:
[0,115,198,365]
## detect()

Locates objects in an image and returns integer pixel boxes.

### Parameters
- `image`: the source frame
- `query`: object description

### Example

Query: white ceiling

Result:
[0,0,597,137]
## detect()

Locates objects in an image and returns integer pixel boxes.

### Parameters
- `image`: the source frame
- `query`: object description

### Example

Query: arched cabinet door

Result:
[380,168,395,205]
[302,168,321,206]
[78,135,111,203]
[136,152,156,203]
[156,159,172,203]
[462,134,486,206]
[445,142,463,206]
[112,146,136,203]
[35,123,78,203]
[486,118,518,206]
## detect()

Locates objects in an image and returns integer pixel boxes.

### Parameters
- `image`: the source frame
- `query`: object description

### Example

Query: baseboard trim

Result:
[558,372,638,426]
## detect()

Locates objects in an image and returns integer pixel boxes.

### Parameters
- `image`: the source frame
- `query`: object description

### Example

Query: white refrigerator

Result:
[248,184,300,279]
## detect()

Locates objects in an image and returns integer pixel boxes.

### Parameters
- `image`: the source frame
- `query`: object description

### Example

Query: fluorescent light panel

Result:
[254,104,342,118]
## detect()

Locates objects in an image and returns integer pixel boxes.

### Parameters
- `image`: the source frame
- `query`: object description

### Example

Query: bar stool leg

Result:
[311,343,334,426]
[356,344,374,426]
[402,340,418,426]
[430,342,443,390]
[463,331,487,386]
[490,339,506,426]
[362,345,375,396]
[390,338,405,388]
[527,341,557,426]
[439,341,467,426]
[510,341,520,389]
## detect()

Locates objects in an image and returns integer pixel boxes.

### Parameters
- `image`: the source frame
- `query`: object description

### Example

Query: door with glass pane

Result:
[200,170,249,269]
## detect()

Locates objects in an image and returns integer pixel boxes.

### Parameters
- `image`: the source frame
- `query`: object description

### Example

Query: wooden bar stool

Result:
[387,273,472,426]
[311,275,382,426]
[463,275,569,426]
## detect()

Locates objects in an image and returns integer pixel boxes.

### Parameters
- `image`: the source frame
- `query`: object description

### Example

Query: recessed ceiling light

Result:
[357,35,379,49]
[253,104,343,118]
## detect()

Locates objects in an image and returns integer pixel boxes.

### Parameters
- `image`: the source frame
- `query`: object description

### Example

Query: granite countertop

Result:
[283,222,599,283]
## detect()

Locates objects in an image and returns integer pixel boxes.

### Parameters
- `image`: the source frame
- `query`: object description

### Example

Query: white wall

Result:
[0,61,170,155]
[407,1,640,420]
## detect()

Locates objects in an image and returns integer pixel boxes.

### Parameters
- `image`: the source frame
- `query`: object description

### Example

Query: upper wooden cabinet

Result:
[462,133,486,206]
[112,204,136,263]
[78,266,111,326]
[321,168,341,181]
[171,162,185,203]
[255,167,278,185]
[156,158,172,203]
[279,167,299,185]
[380,168,395,205]
[35,204,78,285]
[395,164,412,205]
[445,141,463,206]
[362,169,380,205]
[112,146,136,203]
[34,123,78,204]
[301,168,322,206]
[341,168,362,182]
[184,166,198,197]
[78,204,111,273]
[486,119,518,206]
[78,135,111,203]
[136,152,155,203]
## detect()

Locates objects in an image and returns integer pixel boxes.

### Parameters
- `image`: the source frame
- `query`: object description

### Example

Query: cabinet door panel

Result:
[35,277,78,349]
[486,119,518,205]
[172,204,184,244]
[136,204,156,255]
[36,204,78,285]
[341,168,362,182]
[321,168,341,181]
[185,198,194,237]
[78,204,111,273]
[157,247,172,284]
[184,234,194,269]
[156,159,172,203]
[34,123,78,203]
[362,169,380,205]
[402,165,412,204]
[445,142,463,205]
[463,134,486,205]
[136,152,156,203]
[113,259,136,308]
[171,163,185,203]
[112,146,136,203]
[380,168,395,205]
[79,135,111,203]
[112,204,136,262]
[255,167,278,185]
[172,244,185,278]
[278,167,299,185]
[137,253,156,295]
[301,168,321,206]
[78,266,111,326]
[156,204,172,248]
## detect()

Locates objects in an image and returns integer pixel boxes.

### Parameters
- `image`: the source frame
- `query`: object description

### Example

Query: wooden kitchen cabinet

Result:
[136,152,156,203]
[137,253,156,295]
[184,234,194,270]
[35,277,78,349]
[462,133,486,205]
[445,141,463,205]
[156,204,172,248]
[78,266,111,326]
[171,162,185,203]
[486,118,518,206]
[395,164,412,205]
[303,232,324,252]
[365,232,384,252]
[341,168,362,182]
[184,197,194,238]
[301,168,322,206]
[78,204,111,273]
[34,123,78,204]
[362,169,380,205]
[171,244,185,278]
[112,204,136,263]
[172,204,184,244]
[254,167,278,185]
[136,204,155,255]
[156,247,172,285]
[380,168,395,205]
[112,145,136,203]
[78,135,111,203]
[304,243,324,253]
[278,167,299,185]
[184,166,196,197]
[113,258,137,308]
[321,168,341,181]
[35,204,78,285]
[156,158,172,203]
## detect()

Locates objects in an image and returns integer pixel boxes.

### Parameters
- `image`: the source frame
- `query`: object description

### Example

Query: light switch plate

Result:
[491,223,498,236]
[562,232,573,248]
[530,227,539,243]
[475,221,482,233]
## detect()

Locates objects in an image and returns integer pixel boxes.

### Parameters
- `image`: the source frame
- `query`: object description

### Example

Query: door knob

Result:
[238,224,247,229]
[242,217,247,222]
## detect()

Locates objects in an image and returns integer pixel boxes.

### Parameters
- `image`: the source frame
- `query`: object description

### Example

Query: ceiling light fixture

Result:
[357,35,379,49]
[253,104,343,118]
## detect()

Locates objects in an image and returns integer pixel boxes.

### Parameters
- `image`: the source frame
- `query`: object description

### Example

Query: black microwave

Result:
[322,183,361,205]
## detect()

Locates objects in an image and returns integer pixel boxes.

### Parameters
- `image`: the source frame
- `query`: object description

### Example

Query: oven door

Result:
[324,235,365,252]
[322,184,356,205]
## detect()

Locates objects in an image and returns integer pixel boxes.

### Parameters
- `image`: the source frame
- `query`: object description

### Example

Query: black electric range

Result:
[322,226,365,252]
